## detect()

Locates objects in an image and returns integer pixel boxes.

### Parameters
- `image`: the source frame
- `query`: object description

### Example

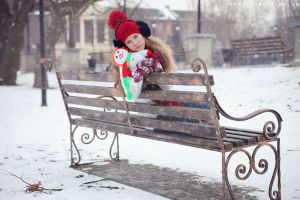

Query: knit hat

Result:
[107,10,151,46]
[107,10,140,44]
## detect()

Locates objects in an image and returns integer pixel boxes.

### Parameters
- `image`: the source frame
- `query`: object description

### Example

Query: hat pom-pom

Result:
[108,10,128,30]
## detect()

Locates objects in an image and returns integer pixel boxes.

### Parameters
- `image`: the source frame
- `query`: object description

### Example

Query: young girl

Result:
[107,9,176,100]
[107,10,206,128]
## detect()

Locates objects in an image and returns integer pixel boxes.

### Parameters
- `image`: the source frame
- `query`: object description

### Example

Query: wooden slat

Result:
[222,137,245,147]
[63,84,123,97]
[232,36,281,43]
[233,44,283,50]
[225,133,256,145]
[233,43,285,52]
[73,118,233,151]
[66,96,214,122]
[68,107,221,139]
[224,127,267,142]
[235,49,288,56]
[145,73,214,86]
[235,47,284,54]
[63,84,209,103]
[234,45,284,52]
[59,71,214,86]
[140,90,208,103]
[144,129,232,151]
[232,40,282,45]
[225,126,263,135]
[222,128,265,148]
[60,71,115,82]
[232,40,282,47]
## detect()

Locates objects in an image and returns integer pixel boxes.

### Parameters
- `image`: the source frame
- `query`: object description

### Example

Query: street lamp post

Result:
[39,0,47,106]
[151,22,157,35]
[174,25,181,45]
[197,0,201,33]
[123,0,126,14]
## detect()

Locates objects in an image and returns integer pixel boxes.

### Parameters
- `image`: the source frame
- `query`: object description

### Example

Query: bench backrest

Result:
[89,51,112,63]
[232,36,287,55]
[56,69,224,143]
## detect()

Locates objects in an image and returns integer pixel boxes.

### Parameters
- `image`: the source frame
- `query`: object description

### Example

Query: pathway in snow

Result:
[75,159,259,200]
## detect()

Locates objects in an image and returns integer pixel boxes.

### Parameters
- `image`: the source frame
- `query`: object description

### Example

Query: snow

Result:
[96,0,196,11]
[157,6,178,20]
[0,65,300,199]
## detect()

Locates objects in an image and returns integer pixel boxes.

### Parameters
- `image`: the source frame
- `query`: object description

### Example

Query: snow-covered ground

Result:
[0,65,299,199]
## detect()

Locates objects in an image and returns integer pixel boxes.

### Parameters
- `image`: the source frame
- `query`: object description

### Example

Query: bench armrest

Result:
[213,96,282,139]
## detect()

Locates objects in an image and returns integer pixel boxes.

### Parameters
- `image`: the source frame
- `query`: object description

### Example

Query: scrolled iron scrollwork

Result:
[263,120,280,140]
[109,133,119,161]
[84,96,119,161]
[235,163,252,180]
[225,142,280,200]
[214,95,282,139]
[252,144,280,200]
[80,129,108,144]
[191,58,202,72]
[95,129,108,140]
[71,125,81,165]
[225,149,252,183]
[97,95,119,113]
[71,126,111,165]
[104,107,112,112]
[70,96,121,165]
[81,130,96,144]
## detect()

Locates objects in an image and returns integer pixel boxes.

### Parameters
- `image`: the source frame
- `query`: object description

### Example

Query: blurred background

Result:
[0,0,300,86]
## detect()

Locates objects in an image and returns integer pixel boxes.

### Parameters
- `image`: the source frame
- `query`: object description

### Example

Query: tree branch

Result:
[1,168,63,194]
[0,0,11,16]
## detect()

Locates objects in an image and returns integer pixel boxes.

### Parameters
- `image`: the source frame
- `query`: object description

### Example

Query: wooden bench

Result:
[172,45,186,63]
[231,35,292,65]
[54,58,282,199]
[89,51,112,71]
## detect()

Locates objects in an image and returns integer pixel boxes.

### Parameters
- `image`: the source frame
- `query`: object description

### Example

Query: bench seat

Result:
[72,117,274,153]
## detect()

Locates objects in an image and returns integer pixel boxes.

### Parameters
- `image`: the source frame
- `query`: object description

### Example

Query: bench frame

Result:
[54,59,282,200]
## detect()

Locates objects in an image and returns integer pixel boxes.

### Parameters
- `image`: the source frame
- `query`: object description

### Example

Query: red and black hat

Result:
[107,9,151,47]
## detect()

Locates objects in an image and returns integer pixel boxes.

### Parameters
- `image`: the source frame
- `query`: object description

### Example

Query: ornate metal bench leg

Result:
[221,152,227,200]
[110,133,119,161]
[70,125,81,166]
[224,140,281,200]
[275,139,281,200]
[70,125,116,165]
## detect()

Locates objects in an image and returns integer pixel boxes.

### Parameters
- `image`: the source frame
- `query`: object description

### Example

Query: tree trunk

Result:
[1,25,25,85]
[0,0,35,85]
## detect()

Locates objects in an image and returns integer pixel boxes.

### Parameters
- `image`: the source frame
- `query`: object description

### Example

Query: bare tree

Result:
[45,0,100,55]
[288,0,300,18]
[0,0,104,86]
[201,0,246,48]
[33,0,101,88]
[0,0,35,85]
[273,0,300,46]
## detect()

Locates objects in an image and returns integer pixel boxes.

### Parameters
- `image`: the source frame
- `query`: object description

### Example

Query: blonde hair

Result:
[145,36,176,72]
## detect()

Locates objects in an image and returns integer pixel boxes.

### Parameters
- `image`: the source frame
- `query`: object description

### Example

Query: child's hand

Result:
[133,58,163,82]
[137,58,163,72]
[133,66,152,82]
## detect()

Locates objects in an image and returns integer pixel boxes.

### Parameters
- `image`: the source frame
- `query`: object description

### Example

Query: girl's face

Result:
[124,33,145,52]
